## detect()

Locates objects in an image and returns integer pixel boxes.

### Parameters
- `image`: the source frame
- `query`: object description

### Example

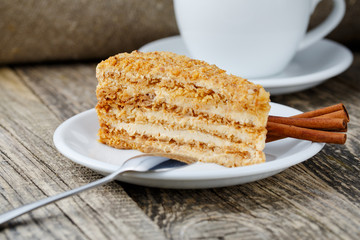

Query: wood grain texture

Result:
[0,54,359,239]
[0,66,166,239]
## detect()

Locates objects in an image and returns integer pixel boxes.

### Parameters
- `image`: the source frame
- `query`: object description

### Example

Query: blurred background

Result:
[0,0,359,64]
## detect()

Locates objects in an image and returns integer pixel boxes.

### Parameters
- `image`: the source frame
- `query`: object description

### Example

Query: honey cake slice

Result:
[95,51,270,167]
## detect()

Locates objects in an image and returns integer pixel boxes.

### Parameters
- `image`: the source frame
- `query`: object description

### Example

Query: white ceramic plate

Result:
[53,103,325,189]
[139,36,353,95]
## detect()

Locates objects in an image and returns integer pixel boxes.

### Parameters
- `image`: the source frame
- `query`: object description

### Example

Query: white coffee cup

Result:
[174,0,345,78]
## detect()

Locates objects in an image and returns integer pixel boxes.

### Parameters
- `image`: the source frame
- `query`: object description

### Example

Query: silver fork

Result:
[0,153,187,226]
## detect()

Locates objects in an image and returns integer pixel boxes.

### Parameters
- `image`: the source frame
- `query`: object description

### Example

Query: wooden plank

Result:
[0,67,166,239]
[14,63,98,119]
[124,160,360,239]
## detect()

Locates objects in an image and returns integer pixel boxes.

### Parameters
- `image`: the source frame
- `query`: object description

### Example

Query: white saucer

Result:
[53,103,324,189]
[139,36,353,95]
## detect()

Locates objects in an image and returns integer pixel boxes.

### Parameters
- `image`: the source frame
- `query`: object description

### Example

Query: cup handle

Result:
[298,0,345,51]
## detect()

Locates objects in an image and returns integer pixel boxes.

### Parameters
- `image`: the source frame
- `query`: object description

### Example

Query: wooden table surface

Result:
[0,52,359,239]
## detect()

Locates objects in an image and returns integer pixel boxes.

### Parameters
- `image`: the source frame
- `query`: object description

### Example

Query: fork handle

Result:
[0,172,118,226]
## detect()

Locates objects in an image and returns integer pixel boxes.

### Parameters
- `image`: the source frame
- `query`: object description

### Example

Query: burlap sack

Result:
[0,0,358,64]
[0,0,178,64]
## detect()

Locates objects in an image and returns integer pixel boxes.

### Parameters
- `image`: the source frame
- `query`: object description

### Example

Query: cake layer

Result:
[96,51,270,110]
[97,97,264,128]
[96,79,269,126]
[98,126,265,167]
[104,120,261,149]
[97,106,266,149]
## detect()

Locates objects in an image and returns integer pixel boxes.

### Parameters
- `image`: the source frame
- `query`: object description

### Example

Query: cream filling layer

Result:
[155,91,268,126]
[110,121,263,153]
[103,81,269,126]
[109,108,266,149]
[112,121,232,147]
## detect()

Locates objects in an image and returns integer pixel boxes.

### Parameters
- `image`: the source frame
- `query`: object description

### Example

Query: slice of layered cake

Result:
[95,51,270,167]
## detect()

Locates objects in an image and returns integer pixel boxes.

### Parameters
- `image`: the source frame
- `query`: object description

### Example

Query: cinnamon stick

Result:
[267,116,347,131]
[291,103,347,119]
[268,103,349,122]
[266,122,346,144]
[266,103,349,143]
[314,110,349,122]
